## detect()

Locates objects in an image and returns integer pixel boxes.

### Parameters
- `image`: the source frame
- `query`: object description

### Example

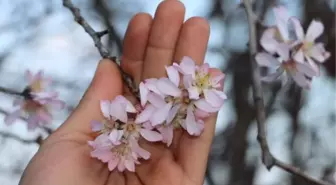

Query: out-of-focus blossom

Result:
[4,70,64,130]
[291,19,330,75]
[255,45,318,89]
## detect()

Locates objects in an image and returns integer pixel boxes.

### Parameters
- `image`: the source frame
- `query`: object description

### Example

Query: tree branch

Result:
[0,131,43,145]
[62,0,139,100]
[0,87,22,96]
[243,1,332,185]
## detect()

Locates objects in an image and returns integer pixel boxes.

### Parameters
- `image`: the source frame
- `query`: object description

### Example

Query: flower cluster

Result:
[88,56,227,172]
[4,70,65,130]
[256,6,330,89]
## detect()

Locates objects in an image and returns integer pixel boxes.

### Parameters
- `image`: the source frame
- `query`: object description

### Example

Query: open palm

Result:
[19,1,216,185]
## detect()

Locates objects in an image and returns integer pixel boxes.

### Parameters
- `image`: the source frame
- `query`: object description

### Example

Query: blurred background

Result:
[0,0,335,184]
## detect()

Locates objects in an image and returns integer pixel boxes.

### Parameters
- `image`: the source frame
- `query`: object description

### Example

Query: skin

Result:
[19,1,217,185]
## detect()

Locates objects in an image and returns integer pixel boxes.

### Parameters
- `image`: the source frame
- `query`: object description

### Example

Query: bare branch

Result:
[62,0,139,101]
[0,131,43,145]
[0,87,22,96]
[243,1,332,185]
[96,29,109,38]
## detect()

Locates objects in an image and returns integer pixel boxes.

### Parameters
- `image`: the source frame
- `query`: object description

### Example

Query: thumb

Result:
[55,59,123,136]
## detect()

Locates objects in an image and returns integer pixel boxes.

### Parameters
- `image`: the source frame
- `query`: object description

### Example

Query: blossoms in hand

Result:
[4,70,65,130]
[257,6,330,88]
[89,57,227,172]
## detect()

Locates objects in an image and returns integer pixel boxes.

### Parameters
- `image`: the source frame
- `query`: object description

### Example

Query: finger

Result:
[141,0,185,79]
[171,17,210,151]
[54,60,122,137]
[172,17,213,184]
[121,13,153,85]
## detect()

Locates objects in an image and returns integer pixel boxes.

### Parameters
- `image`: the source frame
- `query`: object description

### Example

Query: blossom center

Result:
[111,143,130,156]
[195,73,210,91]
[282,60,297,73]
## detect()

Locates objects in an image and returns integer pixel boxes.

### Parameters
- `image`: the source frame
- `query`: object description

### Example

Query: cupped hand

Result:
[19,1,215,185]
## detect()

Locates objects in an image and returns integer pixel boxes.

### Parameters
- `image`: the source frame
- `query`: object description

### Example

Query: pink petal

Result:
[124,159,135,172]
[166,104,181,124]
[290,17,304,40]
[135,104,156,124]
[4,109,21,125]
[209,68,225,88]
[260,28,278,54]
[108,158,120,171]
[147,92,166,107]
[140,129,163,142]
[276,43,290,60]
[110,99,127,123]
[156,78,181,97]
[139,82,149,107]
[289,71,311,89]
[165,66,180,87]
[296,62,318,77]
[13,98,24,107]
[100,100,111,118]
[261,69,283,82]
[255,52,281,67]
[194,99,219,113]
[129,138,150,159]
[306,20,324,42]
[115,95,136,113]
[157,126,174,146]
[274,6,290,40]
[117,160,126,172]
[185,106,204,136]
[187,87,200,100]
[91,149,112,162]
[197,63,210,77]
[194,108,210,119]
[310,43,330,63]
[176,56,196,77]
[204,89,225,108]
[90,120,104,132]
[37,109,52,123]
[183,75,194,89]
[27,115,40,131]
[293,49,305,63]
[109,129,124,145]
[150,102,173,126]
[48,100,65,110]
[144,78,162,95]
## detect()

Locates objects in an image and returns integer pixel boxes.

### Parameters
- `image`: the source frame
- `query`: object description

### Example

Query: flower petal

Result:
[110,99,127,123]
[156,78,181,97]
[109,129,124,145]
[115,95,136,113]
[157,126,174,147]
[289,71,311,89]
[261,68,283,82]
[165,66,180,87]
[290,17,304,40]
[129,138,150,159]
[135,104,156,124]
[204,89,225,108]
[209,69,225,88]
[108,158,120,171]
[194,99,219,113]
[140,129,163,142]
[296,61,318,77]
[306,20,324,42]
[176,56,196,77]
[310,43,330,63]
[4,110,21,125]
[293,49,305,63]
[100,100,111,118]
[260,28,278,54]
[183,75,193,89]
[255,52,281,67]
[13,98,24,107]
[139,82,149,107]
[306,56,320,76]
[276,43,290,60]
[185,106,204,136]
[147,92,166,107]
[90,120,104,132]
[150,102,173,126]
[274,6,290,40]
[187,87,200,100]
[124,159,135,172]
[166,104,181,124]
[194,108,210,119]
[197,63,210,77]
[117,160,126,172]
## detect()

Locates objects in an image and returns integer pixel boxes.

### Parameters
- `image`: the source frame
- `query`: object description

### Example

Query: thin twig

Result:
[0,87,22,96]
[0,131,43,145]
[62,0,139,101]
[243,1,332,185]
[96,29,109,38]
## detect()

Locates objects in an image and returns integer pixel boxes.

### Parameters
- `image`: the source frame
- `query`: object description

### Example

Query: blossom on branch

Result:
[4,70,65,130]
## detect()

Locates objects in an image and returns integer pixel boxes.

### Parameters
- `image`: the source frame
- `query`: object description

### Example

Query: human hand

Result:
[19,1,215,185]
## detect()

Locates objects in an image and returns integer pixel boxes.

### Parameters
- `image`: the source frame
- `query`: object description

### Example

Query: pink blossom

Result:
[291,19,330,75]
[89,136,150,172]
[255,45,318,89]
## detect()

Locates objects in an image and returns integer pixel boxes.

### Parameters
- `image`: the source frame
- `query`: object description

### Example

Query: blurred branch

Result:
[0,87,22,96]
[243,1,332,185]
[95,0,123,54]
[0,131,43,145]
[62,0,139,100]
